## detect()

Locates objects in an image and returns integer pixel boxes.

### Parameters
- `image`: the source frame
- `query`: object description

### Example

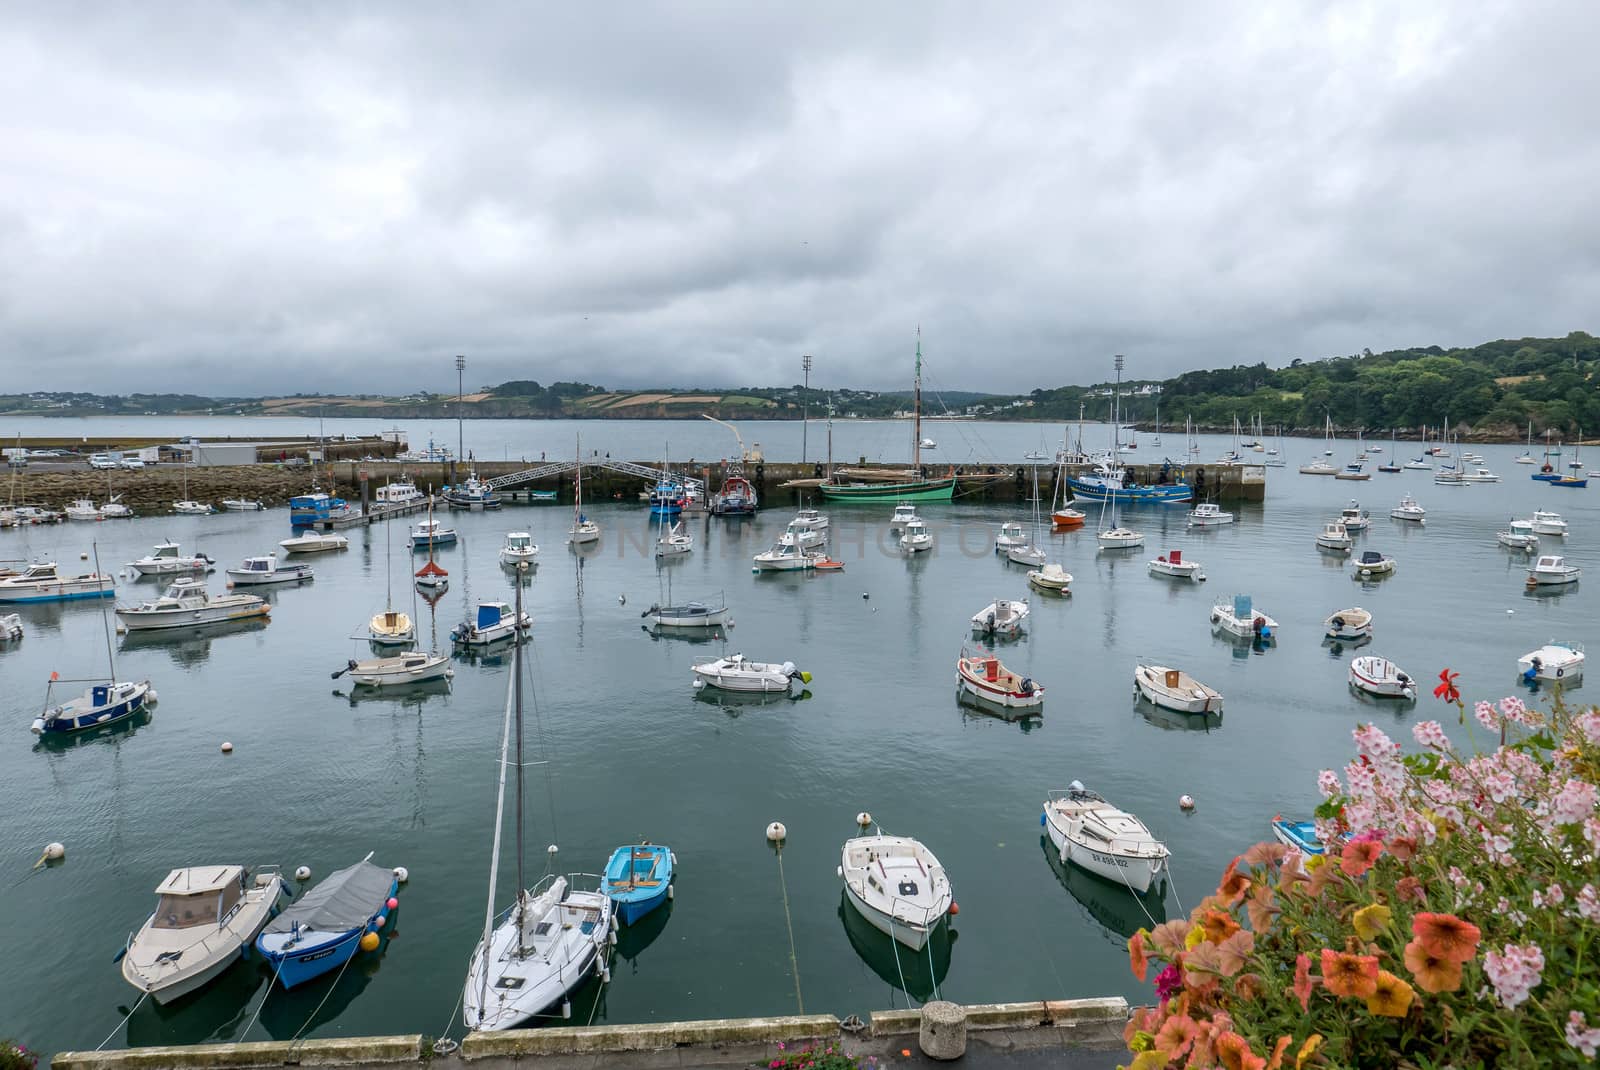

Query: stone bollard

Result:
[918,1000,967,1060]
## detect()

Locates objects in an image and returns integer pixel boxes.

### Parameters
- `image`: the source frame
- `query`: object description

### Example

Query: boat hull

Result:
[33,681,152,734]
[260,926,364,989]
[1134,667,1221,714]
[818,478,956,503]
[1348,658,1416,699]
[1065,479,1191,503]
[117,603,269,631]
[0,584,114,603]
[349,655,452,687]
[1042,812,1164,894]
[226,567,313,585]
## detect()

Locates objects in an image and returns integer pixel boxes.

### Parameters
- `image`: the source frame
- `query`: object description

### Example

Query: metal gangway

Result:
[484,458,705,496]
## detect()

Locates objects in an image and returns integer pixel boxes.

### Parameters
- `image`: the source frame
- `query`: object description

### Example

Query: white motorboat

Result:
[221,498,265,511]
[1299,460,1337,475]
[1148,549,1205,581]
[1335,461,1371,481]
[839,834,952,951]
[1026,563,1074,593]
[899,521,934,554]
[1349,656,1417,700]
[500,532,540,565]
[1497,519,1539,551]
[1042,783,1170,894]
[1210,595,1277,640]
[1527,554,1580,586]
[691,654,810,693]
[129,541,216,577]
[374,479,423,506]
[225,554,313,586]
[9,506,62,525]
[956,651,1044,711]
[451,601,532,646]
[1338,502,1371,531]
[1353,550,1397,578]
[1323,606,1372,640]
[1187,503,1234,527]
[65,498,101,521]
[1461,467,1500,483]
[781,520,825,550]
[790,507,829,533]
[888,503,919,530]
[99,496,134,519]
[172,500,215,516]
[411,518,458,549]
[0,563,116,604]
[654,522,692,557]
[994,521,1028,552]
[1390,496,1426,523]
[971,598,1030,639]
[0,613,21,641]
[1315,521,1352,552]
[1518,642,1584,683]
[116,579,270,631]
[279,532,349,554]
[641,598,730,628]
[121,865,284,1004]
[338,650,453,688]
[1530,510,1568,536]
[754,538,822,570]
[1134,664,1223,714]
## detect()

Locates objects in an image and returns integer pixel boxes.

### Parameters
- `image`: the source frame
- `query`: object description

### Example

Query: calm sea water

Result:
[2,429,1594,1057]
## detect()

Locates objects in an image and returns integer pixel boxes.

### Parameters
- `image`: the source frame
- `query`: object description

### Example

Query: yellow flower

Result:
[1129,1031,1154,1053]
[1185,925,1207,950]
[1124,1053,1166,1070]
[1365,970,1416,1018]
[1303,855,1325,872]
[1352,903,1392,941]
[1296,1034,1323,1069]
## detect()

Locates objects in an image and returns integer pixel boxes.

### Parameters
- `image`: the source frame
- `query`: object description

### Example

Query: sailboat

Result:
[1534,429,1562,482]
[1049,449,1086,528]
[1299,415,1337,475]
[31,545,155,735]
[1066,357,1191,503]
[463,577,614,1030]
[369,516,415,647]
[1377,430,1402,473]
[1095,490,1143,549]
[1006,467,1047,566]
[1516,421,1537,464]
[414,500,448,590]
[172,465,214,515]
[818,329,956,502]
[569,436,601,545]
[1151,401,1161,447]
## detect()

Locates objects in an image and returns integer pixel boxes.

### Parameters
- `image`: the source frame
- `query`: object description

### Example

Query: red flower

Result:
[1319,949,1379,998]
[1433,668,1460,703]
[1411,912,1481,964]
[1292,952,1314,1011]
[1128,930,1149,981]
[1339,839,1383,877]
[1216,856,1252,906]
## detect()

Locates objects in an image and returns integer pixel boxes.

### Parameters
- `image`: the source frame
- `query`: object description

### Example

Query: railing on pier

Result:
[484,459,704,496]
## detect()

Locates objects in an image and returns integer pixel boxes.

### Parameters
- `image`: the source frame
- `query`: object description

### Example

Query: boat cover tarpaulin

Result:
[264,860,392,933]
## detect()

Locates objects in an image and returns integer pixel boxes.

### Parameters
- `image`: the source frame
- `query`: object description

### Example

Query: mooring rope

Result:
[1109,855,1164,931]
[774,848,804,1013]
[94,991,148,1051]
[886,916,912,1007]
[286,934,364,1049]
[238,952,288,1042]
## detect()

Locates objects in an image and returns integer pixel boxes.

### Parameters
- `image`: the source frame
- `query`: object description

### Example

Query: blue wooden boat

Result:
[1553,477,1588,489]
[32,679,154,735]
[1270,817,1329,855]
[601,844,674,926]
[255,857,398,989]
[289,492,351,524]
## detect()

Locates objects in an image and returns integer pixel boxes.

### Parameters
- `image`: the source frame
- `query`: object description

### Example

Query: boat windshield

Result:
[152,890,224,929]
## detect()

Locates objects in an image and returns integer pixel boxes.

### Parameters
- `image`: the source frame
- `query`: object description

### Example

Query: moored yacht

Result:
[1042,783,1169,894]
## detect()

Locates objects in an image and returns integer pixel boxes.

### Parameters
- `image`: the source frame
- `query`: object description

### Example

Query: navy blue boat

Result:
[32,679,153,735]
[602,844,674,926]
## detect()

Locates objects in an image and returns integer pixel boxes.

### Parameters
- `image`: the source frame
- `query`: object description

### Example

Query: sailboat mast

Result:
[476,653,518,1017]
[825,396,834,482]
[512,575,527,954]
[93,544,116,681]
[913,327,923,472]
[1112,354,1124,452]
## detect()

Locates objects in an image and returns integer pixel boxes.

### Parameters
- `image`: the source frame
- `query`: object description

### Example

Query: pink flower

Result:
[1588,817,1600,852]
[1575,710,1600,745]
[1568,1011,1600,1059]
[1547,883,1566,906]
[1316,769,1341,798]
[1483,943,1546,1009]
[1497,695,1528,723]
[1480,829,1514,865]
[1576,884,1599,921]
[1552,779,1599,827]
[1483,771,1518,804]
[1475,701,1499,730]
[1412,720,1450,750]
[1154,962,1183,1001]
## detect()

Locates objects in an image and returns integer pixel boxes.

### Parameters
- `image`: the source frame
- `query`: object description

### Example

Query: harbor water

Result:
[2,427,1595,1055]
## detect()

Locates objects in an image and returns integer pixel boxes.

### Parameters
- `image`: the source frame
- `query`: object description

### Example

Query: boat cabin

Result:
[1356,551,1387,566]
[476,602,513,629]
[504,533,535,553]
[151,866,245,930]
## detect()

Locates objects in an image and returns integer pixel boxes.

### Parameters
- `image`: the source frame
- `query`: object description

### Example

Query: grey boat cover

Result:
[263,860,392,934]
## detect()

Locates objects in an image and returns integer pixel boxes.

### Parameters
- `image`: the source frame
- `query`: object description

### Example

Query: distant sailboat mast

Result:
[912,327,923,474]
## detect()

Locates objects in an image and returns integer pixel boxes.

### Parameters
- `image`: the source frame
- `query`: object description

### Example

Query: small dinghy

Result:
[227,554,314,586]
[1526,555,1580,587]
[369,609,415,648]
[602,844,674,926]
[1134,664,1222,714]
[336,650,454,688]
[1518,642,1584,684]
[1027,563,1073,593]
[121,865,285,1004]
[1148,549,1204,581]
[691,654,810,693]
[1270,817,1331,856]
[279,532,349,554]
[1390,495,1426,523]
[130,542,215,577]
[1042,782,1170,894]
[1050,507,1086,528]
[1186,503,1234,527]
[1349,655,1416,699]
[970,598,1030,639]
[1497,519,1540,551]
[116,579,269,631]
[1323,607,1372,640]
[641,598,730,628]
[839,833,953,951]
[1315,521,1352,552]
[956,651,1043,713]
[452,601,532,646]
[1353,550,1396,578]
[1210,594,1276,641]
[500,532,540,565]
[256,856,398,989]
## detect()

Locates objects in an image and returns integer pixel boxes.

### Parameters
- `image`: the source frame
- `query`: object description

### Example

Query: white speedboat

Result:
[279,532,349,554]
[994,521,1028,552]
[411,518,458,549]
[971,598,1030,639]
[172,500,215,516]
[641,598,730,628]
[754,539,822,571]
[1353,550,1397,578]
[1134,664,1223,714]
[451,602,532,646]
[888,503,919,530]
[691,654,810,693]
[225,554,313,586]
[1349,656,1417,700]
[1323,606,1372,640]
[1026,563,1074,593]
[1527,554,1580,586]
[1187,503,1234,527]
[655,522,693,557]
[790,507,829,533]
[956,651,1044,711]
[1461,467,1500,483]
[0,563,116,604]
[1210,595,1277,640]
[339,650,453,688]
[121,865,284,1004]
[65,498,101,521]
[1390,496,1426,523]
[1530,510,1568,536]
[1299,460,1337,475]
[1148,549,1204,581]
[116,579,270,631]
[899,521,934,554]
[839,834,952,951]
[129,541,215,577]
[1518,642,1584,683]
[1497,519,1539,551]
[221,498,265,511]
[1097,526,1144,549]
[1042,783,1170,894]
[500,532,540,565]
[1315,521,1352,552]
[1338,502,1371,531]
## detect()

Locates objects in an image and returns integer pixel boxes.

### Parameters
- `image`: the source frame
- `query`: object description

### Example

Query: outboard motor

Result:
[1523,657,1542,684]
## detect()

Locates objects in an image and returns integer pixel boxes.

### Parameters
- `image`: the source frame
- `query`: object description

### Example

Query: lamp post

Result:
[801,354,813,463]
[455,354,466,469]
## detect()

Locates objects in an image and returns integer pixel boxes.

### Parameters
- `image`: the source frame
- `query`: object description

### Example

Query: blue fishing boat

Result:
[255,856,398,989]
[648,481,685,516]
[601,844,674,926]
[289,492,351,524]
[444,473,502,511]
[1270,817,1331,855]
[1064,460,1192,504]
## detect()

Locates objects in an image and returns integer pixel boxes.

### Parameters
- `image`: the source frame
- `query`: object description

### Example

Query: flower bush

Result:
[768,1042,872,1070]
[1120,689,1600,1068]
[0,1040,37,1070]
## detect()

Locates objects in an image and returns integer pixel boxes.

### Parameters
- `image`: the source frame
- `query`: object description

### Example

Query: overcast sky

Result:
[2,2,1595,396]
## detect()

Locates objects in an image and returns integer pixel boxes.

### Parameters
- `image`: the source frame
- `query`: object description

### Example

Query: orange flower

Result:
[1352,903,1392,941]
[1246,883,1279,935]
[1319,948,1379,998]
[1264,1035,1293,1070]
[1215,1030,1267,1070]
[1215,929,1256,977]
[1339,839,1382,877]
[1403,938,1463,993]
[1128,930,1149,981]
[1387,835,1420,861]
[1242,840,1290,868]
[1234,972,1266,1000]
[1395,875,1425,904]
[1295,1034,1323,1069]
[1153,1014,1199,1061]
[1410,912,1481,963]
[1148,919,1191,956]
[1366,969,1416,1017]
[1200,908,1242,944]
[1292,952,1314,1011]
[1216,856,1252,906]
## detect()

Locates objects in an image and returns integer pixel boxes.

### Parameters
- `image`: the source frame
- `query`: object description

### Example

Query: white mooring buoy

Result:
[766,821,787,843]
[393,866,409,884]
[1179,794,1196,811]
[44,842,66,861]
[294,865,312,881]
[856,811,872,828]
[220,741,234,753]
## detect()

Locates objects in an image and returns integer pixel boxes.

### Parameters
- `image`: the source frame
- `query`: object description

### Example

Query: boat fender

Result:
[1039,811,1046,827]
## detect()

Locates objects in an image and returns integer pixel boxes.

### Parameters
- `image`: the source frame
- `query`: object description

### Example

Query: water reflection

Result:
[1523,581,1577,600]
[119,618,270,666]
[122,958,262,1048]
[255,913,400,1040]
[640,624,721,645]
[33,708,153,752]
[838,889,953,1004]
[1321,635,1372,658]
[692,687,812,715]
[614,898,673,973]
[1040,835,1166,941]
[1136,698,1223,733]
[955,685,1044,727]
[331,679,454,709]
